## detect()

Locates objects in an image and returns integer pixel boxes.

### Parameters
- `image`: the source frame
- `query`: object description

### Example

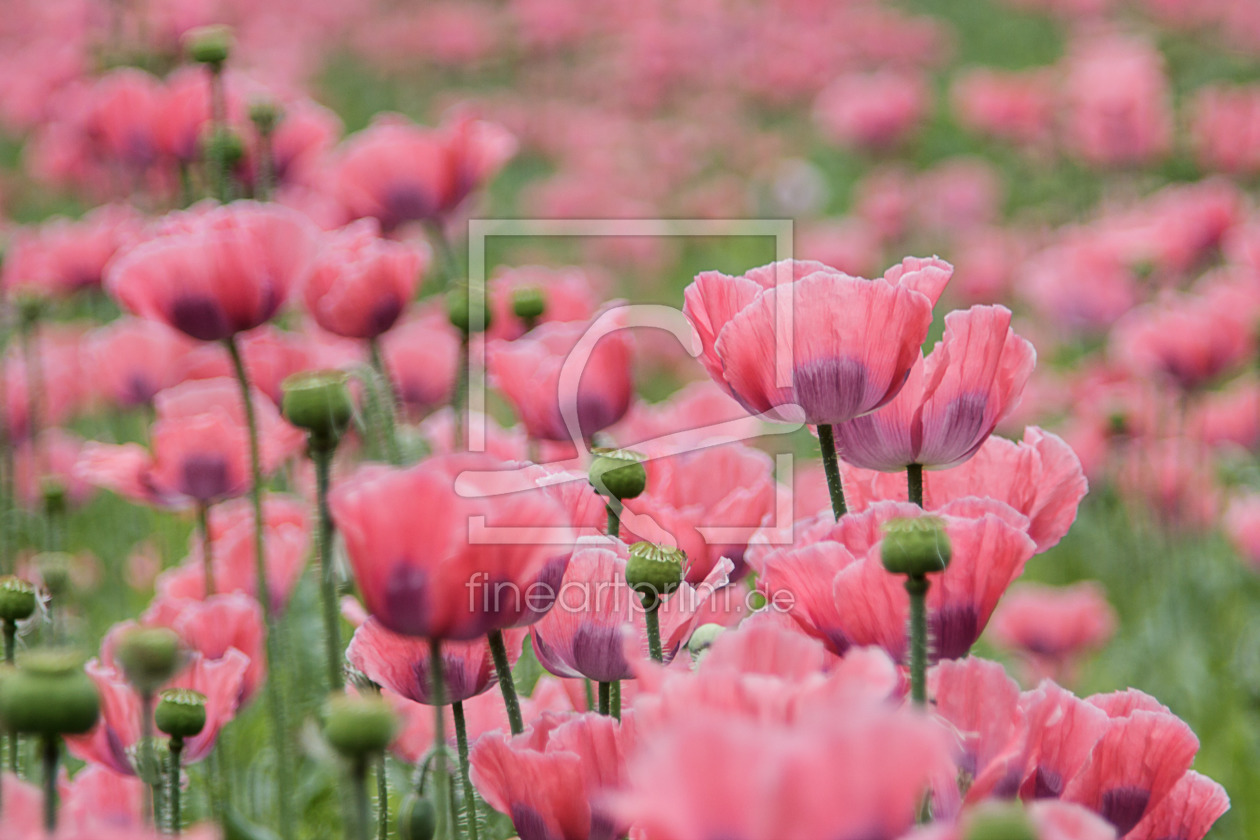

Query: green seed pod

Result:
[880,516,951,577]
[446,287,491,335]
[0,649,100,736]
[203,128,246,169]
[249,100,281,135]
[155,688,207,739]
[625,542,684,609]
[397,794,437,840]
[510,286,546,322]
[687,623,724,657]
[0,577,37,623]
[114,627,184,695]
[41,479,67,518]
[324,694,398,759]
[184,24,233,66]
[963,802,1037,840]
[35,552,73,600]
[588,449,647,501]
[282,370,354,451]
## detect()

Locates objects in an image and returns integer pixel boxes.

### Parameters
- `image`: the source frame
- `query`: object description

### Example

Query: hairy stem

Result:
[906,575,930,707]
[907,463,924,508]
[453,702,479,840]
[816,424,848,520]
[312,447,343,690]
[487,630,523,735]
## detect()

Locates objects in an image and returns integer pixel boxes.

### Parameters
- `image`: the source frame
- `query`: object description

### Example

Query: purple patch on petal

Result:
[384,184,437,228]
[572,622,632,682]
[170,295,231,341]
[926,392,989,464]
[180,454,232,502]
[1101,786,1152,836]
[930,603,980,661]
[1031,766,1063,799]
[511,804,561,840]
[367,296,405,337]
[792,356,870,425]
[503,556,567,628]
[381,564,432,637]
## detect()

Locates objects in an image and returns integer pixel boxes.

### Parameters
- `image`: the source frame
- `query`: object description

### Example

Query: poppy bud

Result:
[114,627,184,695]
[446,287,492,335]
[0,649,100,736]
[155,688,207,740]
[184,25,232,66]
[588,449,647,501]
[203,128,246,169]
[397,794,437,840]
[324,694,398,759]
[250,101,281,135]
[625,542,684,609]
[41,479,67,518]
[282,370,354,451]
[880,517,951,577]
[688,623,724,657]
[0,577,37,623]
[35,553,72,600]
[963,802,1037,840]
[511,287,546,323]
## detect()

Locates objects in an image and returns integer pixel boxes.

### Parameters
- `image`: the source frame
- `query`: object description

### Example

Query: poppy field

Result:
[0,1,1257,839]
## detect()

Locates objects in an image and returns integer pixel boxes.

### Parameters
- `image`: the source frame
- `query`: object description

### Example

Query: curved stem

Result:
[312,447,343,690]
[816,424,847,520]
[367,340,403,466]
[644,605,663,663]
[907,463,924,508]
[486,630,523,735]
[430,641,450,840]
[453,702,479,840]
[41,735,58,834]
[224,336,293,840]
[169,737,184,835]
[597,682,610,716]
[198,503,215,597]
[906,575,929,707]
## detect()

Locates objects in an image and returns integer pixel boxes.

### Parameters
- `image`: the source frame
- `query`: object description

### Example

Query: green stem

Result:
[169,737,184,835]
[376,753,389,840]
[350,757,369,840]
[486,630,523,735]
[583,679,595,711]
[645,606,663,663]
[367,340,403,465]
[3,618,13,664]
[610,681,621,721]
[41,735,57,834]
[597,682,610,715]
[198,503,215,597]
[907,463,924,508]
[906,575,929,707]
[255,130,274,202]
[141,691,156,825]
[425,222,462,288]
[453,702,479,840]
[606,500,622,540]
[312,446,343,690]
[816,424,848,520]
[453,335,469,451]
[224,336,293,840]
[430,641,450,840]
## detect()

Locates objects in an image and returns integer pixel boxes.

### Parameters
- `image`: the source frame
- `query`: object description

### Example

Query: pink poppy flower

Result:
[683,257,948,425]
[606,706,951,840]
[155,495,311,614]
[1225,493,1260,568]
[329,454,574,639]
[179,325,327,406]
[381,307,462,418]
[86,318,195,408]
[2,204,141,298]
[488,316,633,442]
[487,264,604,341]
[14,429,93,510]
[471,712,635,840]
[347,617,526,704]
[1062,34,1172,167]
[610,380,765,451]
[531,542,733,682]
[929,657,1025,790]
[106,201,317,342]
[2,325,93,442]
[1,764,153,838]
[988,582,1116,685]
[1117,439,1222,530]
[1191,84,1260,175]
[620,442,779,582]
[66,643,249,776]
[814,70,928,151]
[951,67,1056,148]
[332,112,516,230]
[303,220,427,339]
[1112,290,1254,392]
[142,593,266,705]
[153,66,246,165]
[76,377,302,509]
[1128,771,1229,840]
[831,305,1035,471]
